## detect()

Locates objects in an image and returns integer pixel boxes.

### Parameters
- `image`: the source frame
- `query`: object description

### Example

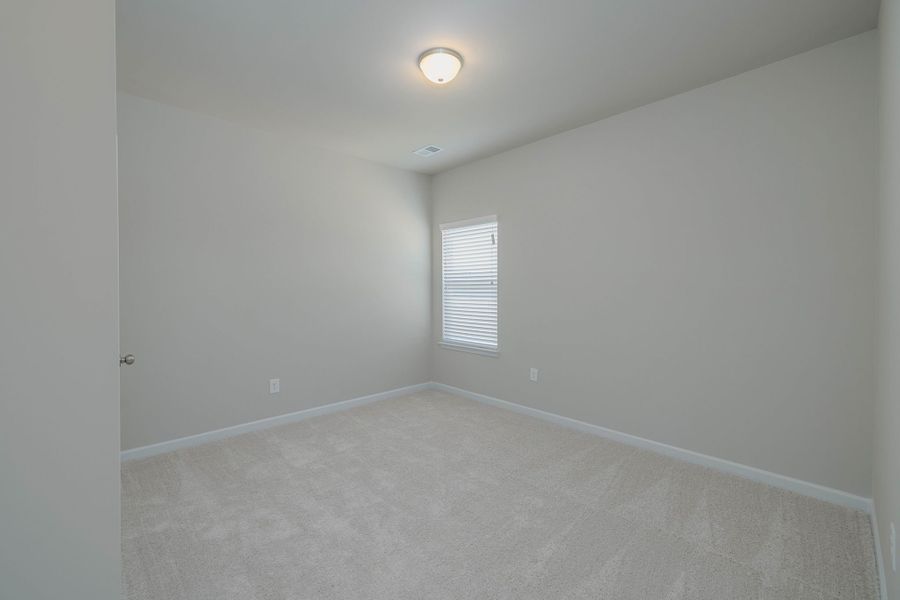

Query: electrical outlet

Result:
[269,378,280,394]
[529,368,539,382]
[891,521,896,573]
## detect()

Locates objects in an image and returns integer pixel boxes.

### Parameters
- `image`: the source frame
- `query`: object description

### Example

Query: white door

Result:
[0,1,121,598]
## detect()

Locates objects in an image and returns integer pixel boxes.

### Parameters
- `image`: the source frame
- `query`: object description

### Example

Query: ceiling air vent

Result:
[413,145,443,157]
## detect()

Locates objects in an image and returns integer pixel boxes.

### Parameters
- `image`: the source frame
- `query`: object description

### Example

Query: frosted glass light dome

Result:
[418,48,463,84]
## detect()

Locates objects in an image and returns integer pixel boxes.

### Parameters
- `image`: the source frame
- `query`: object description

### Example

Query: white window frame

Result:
[439,215,499,357]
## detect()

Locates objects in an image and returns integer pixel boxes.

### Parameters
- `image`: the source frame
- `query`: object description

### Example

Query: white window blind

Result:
[441,216,498,353]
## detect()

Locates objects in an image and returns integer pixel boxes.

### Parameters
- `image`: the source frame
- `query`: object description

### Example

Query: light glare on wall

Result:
[418,48,463,84]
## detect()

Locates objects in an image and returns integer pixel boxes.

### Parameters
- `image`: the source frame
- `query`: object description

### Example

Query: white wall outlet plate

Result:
[269,378,280,394]
[529,368,539,382]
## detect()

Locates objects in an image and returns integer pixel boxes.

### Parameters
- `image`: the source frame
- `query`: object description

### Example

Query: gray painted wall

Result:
[0,1,121,598]
[118,94,431,450]
[431,33,878,497]
[876,1,900,596]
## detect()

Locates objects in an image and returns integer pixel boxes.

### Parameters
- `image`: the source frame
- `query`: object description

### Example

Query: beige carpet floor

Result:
[122,390,879,600]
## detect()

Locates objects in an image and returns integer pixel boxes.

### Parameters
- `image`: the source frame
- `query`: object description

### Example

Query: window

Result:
[441,216,498,355]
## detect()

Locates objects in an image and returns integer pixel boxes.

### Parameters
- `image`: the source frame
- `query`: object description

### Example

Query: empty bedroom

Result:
[4,0,900,598]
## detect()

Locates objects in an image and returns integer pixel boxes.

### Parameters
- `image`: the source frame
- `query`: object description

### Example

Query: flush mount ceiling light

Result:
[418,47,463,84]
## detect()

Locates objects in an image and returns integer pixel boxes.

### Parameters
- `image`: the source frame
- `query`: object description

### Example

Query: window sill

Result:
[439,341,499,358]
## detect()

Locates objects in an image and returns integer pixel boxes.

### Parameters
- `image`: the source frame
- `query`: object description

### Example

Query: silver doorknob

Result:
[120,354,135,366]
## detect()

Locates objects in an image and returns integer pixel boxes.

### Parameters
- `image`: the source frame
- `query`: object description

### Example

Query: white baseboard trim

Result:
[120,382,432,461]
[870,505,889,600]
[430,382,874,514]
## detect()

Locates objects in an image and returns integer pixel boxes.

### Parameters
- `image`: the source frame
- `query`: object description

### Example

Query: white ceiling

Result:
[117,0,879,174]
